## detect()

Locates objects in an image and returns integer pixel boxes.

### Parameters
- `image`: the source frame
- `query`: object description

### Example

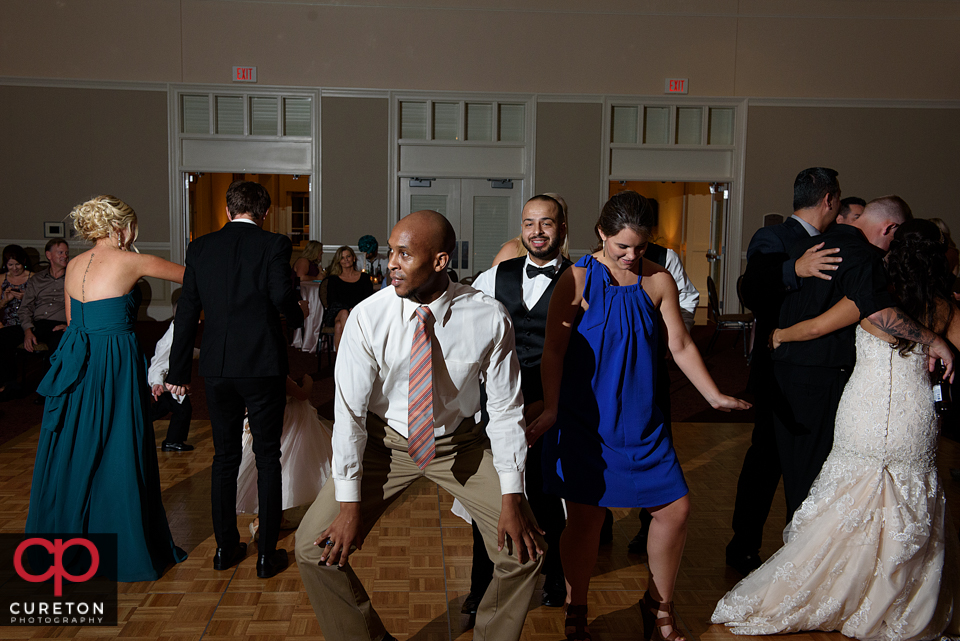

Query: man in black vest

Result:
[461,194,572,612]
[167,181,308,579]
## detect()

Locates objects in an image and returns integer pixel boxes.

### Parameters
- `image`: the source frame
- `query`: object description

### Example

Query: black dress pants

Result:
[727,350,783,557]
[150,391,193,443]
[772,363,850,521]
[205,375,286,554]
[469,367,565,594]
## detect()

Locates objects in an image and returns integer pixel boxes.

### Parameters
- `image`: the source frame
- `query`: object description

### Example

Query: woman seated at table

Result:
[292,240,325,285]
[323,245,373,350]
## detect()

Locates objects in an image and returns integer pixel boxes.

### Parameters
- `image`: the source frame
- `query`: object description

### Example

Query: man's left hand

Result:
[497,493,544,564]
[52,324,67,332]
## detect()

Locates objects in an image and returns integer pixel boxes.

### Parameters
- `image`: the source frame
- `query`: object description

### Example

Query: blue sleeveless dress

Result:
[541,255,688,507]
[26,290,187,581]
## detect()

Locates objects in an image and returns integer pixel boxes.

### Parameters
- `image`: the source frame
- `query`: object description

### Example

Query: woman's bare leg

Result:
[645,494,690,639]
[561,502,607,606]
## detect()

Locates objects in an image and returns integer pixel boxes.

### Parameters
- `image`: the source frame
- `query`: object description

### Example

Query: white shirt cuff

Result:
[334,478,361,502]
[497,470,524,495]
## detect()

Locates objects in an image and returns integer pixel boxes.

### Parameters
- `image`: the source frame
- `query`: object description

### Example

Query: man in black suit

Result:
[725,167,844,574]
[464,194,571,611]
[773,195,954,520]
[166,181,308,579]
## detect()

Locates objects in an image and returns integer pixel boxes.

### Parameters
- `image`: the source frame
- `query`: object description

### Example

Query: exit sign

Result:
[233,66,257,83]
[665,78,688,94]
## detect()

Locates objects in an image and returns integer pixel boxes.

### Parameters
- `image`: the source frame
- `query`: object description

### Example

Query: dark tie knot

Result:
[525,264,557,279]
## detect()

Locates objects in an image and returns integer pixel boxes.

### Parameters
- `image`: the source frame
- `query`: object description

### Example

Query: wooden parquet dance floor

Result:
[3,419,959,641]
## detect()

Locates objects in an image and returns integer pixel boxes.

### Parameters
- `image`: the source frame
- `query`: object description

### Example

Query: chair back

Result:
[736,274,749,313]
[706,276,721,324]
[318,278,329,309]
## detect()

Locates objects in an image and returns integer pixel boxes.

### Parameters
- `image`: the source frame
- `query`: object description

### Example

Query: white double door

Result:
[400,178,523,281]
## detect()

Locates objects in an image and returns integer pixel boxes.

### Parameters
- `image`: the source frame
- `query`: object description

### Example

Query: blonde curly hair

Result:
[70,195,139,251]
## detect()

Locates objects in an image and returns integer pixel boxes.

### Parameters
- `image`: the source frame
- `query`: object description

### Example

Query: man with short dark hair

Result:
[166,180,308,579]
[773,194,953,519]
[836,196,866,225]
[21,239,70,354]
[725,167,844,575]
[295,210,544,641]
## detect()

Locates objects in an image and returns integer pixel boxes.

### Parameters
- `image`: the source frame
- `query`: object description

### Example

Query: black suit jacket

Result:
[740,217,814,388]
[167,221,304,383]
[775,224,896,370]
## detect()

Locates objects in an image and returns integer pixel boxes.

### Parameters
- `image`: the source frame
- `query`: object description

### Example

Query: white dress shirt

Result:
[333,279,526,502]
[148,321,186,403]
[471,255,564,309]
[661,248,700,316]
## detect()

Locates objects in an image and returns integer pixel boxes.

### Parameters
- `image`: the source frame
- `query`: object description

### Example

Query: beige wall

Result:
[4,1,960,99]
[320,96,389,247]
[0,85,170,243]
[742,106,960,257]
[535,102,603,253]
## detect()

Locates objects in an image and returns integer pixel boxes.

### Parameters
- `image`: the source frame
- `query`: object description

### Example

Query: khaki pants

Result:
[295,416,545,641]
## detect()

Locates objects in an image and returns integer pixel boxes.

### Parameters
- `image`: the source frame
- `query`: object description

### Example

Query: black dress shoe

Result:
[213,542,246,570]
[460,592,482,615]
[540,576,567,607]
[161,441,195,452]
[256,549,289,579]
[627,528,647,555]
[726,551,763,576]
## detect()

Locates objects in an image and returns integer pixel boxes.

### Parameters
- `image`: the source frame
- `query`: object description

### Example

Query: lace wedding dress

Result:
[713,326,956,641]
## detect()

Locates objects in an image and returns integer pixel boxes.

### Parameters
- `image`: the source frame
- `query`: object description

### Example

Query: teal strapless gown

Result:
[26,290,187,582]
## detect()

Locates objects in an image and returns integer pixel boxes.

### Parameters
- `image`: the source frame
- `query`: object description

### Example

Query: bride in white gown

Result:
[712,219,959,641]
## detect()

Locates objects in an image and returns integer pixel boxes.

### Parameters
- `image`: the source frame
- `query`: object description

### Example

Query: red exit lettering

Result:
[664,78,689,94]
[232,66,257,83]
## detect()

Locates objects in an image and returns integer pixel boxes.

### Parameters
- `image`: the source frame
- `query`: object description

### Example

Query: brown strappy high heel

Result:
[640,591,687,641]
[564,604,592,640]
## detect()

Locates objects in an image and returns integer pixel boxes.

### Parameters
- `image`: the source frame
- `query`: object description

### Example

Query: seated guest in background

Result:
[292,240,325,285]
[357,234,388,277]
[20,239,69,355]
[0,244,34,398]
[324,245,373,350]
[492,192,571,267]
[149,300,194,452]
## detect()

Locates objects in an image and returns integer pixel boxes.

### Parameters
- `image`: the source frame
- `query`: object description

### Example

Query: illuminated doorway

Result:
[609,180,731,311]
[184,172,312,254]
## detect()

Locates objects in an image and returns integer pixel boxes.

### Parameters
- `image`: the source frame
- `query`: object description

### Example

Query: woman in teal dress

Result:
[26,195,188,582]
[528,191,750,641]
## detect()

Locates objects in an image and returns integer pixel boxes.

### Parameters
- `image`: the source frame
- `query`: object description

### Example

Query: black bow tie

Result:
[526,264,557,279]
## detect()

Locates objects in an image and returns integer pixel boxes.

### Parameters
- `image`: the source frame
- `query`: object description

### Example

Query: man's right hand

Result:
[316,502,364,567]
[928,337,955,382]
[299,299,309,318]
[795,242,842,280]
[22,329,38,352]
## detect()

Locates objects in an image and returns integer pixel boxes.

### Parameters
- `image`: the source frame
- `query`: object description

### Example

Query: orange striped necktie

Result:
[408,306,436,470]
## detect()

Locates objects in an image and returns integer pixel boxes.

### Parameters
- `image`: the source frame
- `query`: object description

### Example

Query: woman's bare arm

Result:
[771,296,860,350]
[525,266,583,445]
[655,272,750,411]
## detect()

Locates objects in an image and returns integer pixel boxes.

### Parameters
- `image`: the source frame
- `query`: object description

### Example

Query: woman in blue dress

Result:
[528,191,750,641]
[26,195,188,581]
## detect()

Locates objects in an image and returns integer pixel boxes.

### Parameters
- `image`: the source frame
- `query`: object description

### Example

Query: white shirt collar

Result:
[230,217,258,226]
[790,214,821,237]
[399,277,455,327]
